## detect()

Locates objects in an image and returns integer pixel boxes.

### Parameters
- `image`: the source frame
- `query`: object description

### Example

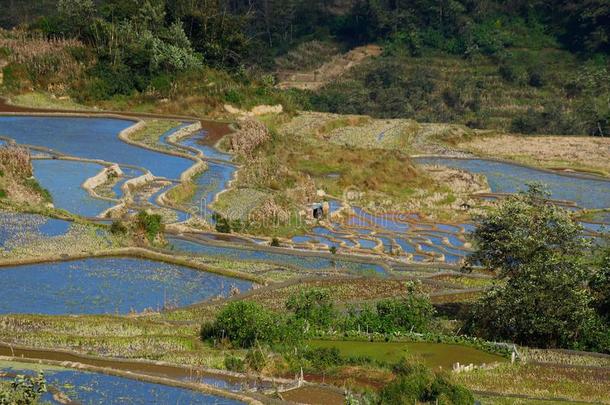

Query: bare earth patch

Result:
[277,44,382,90]
[458,134,610,176]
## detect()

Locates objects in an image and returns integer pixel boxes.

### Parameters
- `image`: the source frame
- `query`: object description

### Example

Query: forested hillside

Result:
[0,0,608,134]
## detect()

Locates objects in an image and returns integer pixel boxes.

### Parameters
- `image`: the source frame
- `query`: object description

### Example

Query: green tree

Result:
[286,288,336,329]
[467,184,609,351]
[57,0,95,37]
[591,247,610,321]
[374,293,435,334]
[211,301,275,348]
[136,210,163,243]
[467,183,587,279]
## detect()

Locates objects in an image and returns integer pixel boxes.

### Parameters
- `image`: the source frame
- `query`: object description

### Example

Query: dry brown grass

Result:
[0,29,87,94]
[0,146,31,178]
[458,134,610,176]
[0,146,46,205]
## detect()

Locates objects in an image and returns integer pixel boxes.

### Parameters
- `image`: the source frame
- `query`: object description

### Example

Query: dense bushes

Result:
[136,210,163,243]
[379,361,473,405]
[0,372,47,405]
[201,284,435,351]
[341,286,435,335]
[200,301,302,348]
[286,288,335,329]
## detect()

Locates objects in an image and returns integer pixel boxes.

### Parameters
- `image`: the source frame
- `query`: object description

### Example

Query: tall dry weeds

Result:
[0,29,86,91]
[0,145,32,178]
[230,119,271,157]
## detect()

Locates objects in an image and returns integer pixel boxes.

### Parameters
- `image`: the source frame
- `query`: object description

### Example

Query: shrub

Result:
[374,294,435,333]
[341,283,435,334]
[527,65,545,87]
[110,220,127,235]
[210,301,277,348]
[214,216,232,233]
[0,372,47,404]
[136,210,163,243]
[199,321,217,341]
[245,347,267,372]
[224,355,245,372]
[303,347,343,370]
[270,237,280,247]
[510,108,542,134]
[286,288,336,330]
[380,361,473,405]
[498,63,517,83]
[0,188,6,199]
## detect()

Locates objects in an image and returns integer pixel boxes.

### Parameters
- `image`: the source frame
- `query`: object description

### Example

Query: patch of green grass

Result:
[129,120,181,147]
[24,178,52,203]
[12,92,88,110]
[308,340,505,369]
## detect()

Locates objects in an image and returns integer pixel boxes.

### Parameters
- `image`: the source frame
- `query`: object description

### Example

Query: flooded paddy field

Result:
[167,236,388,275]
[0,360,245,404]
[0,116,192,179]
[32,159,115,217]
[0,257,253,315]
[5,115,607,266]
[414,157,610,209]
[0,212,72,247]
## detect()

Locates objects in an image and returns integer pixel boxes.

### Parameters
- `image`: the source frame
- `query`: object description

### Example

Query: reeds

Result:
[0,145,32,178]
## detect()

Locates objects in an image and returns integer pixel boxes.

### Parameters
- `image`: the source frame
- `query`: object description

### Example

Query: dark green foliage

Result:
[342,283,435,334]
[214,216,232,233]
[286,288,336,329]
[498,63,517,83]
[374,295,436,333]
[270,237,280,247]
[109,220,127,235]
[467,183,587,279]
[0,188,6,199]
[136,210,163,243]
[303,347,343,370]
[202,301,303,349]
[591,247,610,321]
[213,214,244,234]
[379,361,473,405]
[527,65,545,87]
[0,372,47,405]
[467,184,610,352]
[224,355,245,372]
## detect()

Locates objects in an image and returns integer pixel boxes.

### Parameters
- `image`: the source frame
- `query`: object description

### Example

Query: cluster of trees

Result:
[466,184,610,352]
[4,1,610,58]
[201,288,472,404]
[200,283,435,350]
[2,0,608,134]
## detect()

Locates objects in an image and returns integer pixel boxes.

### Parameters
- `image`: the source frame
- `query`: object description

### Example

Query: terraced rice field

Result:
[0,257,253,315]
[0,112,608,403]
[0,360,245,404]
